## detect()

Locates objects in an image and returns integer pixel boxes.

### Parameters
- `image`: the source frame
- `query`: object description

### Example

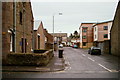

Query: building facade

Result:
[79,23,94,48]
[93,21,112,42]
[44,29,53,50]
[33,21,45,50]
[2,2,34,60]
[110,1,120,56]
[93,21,113,53]
[51,33,67,45]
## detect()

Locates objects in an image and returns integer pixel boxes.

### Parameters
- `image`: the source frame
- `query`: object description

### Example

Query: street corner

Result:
[52,57,66,72]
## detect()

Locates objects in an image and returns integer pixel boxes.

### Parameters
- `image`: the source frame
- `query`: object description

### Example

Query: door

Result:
[21,38,27,53]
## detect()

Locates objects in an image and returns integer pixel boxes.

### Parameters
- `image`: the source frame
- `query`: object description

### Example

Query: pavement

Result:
[2,47,119,78]
[2,51,65,72]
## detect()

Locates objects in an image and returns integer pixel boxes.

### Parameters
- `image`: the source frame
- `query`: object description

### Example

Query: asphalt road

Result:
[2,47,119,78]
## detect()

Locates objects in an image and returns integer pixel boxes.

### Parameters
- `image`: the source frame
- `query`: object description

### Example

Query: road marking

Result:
[82,54,86,56]
[98,64,112,72]
[88,57,95,62]
[109,70,119,72]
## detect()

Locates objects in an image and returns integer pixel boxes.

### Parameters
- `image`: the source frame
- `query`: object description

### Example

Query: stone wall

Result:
[6,49,53,66]
[111,2,120,56]
[2,2,14,59]
[103,40,110,54]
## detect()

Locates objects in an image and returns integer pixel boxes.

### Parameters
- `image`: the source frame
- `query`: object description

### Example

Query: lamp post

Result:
[53,13,62,53]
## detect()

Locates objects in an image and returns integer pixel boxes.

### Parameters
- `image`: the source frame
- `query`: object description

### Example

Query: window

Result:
[83,29,87,32]
[94,27,96,31]
[104,34,108,38]
[95,35,96,39]
[20,12,22,24]
[23,2,26,7]
[38,35,40,49]
[83,42,86,46]
[10,34,13,52]
[83,36,86,39]
[104,26,108,30]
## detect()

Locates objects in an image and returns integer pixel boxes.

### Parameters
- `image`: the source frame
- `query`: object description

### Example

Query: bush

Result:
[33,50,47,53]
[6,49,53,66]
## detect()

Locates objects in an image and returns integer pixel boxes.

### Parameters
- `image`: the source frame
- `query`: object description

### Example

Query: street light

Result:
[59,31,62,45]
[53,13,62,53]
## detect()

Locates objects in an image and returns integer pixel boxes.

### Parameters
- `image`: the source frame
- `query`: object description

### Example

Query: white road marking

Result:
[88,57,95,62]
[98,64,112,72]
[82,54,86,56]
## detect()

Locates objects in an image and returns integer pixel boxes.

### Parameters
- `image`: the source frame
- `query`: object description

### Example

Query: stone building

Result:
[44,29,53,50]
[50,33,67,50]
[79,23,94,48]
[33,21,45,50]
[2,2,34,60]
[110,1,120,56]
[51,33,67,45]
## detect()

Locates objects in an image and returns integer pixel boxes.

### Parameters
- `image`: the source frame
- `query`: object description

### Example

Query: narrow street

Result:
[2,47,119,78]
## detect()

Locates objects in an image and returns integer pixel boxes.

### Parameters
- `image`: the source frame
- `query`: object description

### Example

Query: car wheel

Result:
[98,51,101,55]
[90,52,93,55]
[88,51,90,54]
[98,52,101,55]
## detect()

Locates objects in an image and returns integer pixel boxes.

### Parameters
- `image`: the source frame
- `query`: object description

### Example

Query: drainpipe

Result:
[13,0,16,52]
[23,3,26,53]
[32,29,34,53]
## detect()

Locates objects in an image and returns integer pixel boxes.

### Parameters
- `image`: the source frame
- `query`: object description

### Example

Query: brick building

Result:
[33,21,45,50]
[93,21,112,42]
[79,23,94,48]
[93,20,113,53]
[110,1,120,56]
[2,2,34,60]
[43,29,53,50]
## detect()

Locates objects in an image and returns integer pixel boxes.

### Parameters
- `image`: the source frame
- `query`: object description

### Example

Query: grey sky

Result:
[31,1,118,36]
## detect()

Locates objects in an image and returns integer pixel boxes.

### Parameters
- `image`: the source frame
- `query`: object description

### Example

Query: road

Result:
[2,47,119,78]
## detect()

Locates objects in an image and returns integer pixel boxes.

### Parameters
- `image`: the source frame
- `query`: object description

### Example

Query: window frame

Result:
[103,26,108,30]
[83,29,87,32]
[82,36,86,39]
[83,42,86,46]
[104,34,108,38]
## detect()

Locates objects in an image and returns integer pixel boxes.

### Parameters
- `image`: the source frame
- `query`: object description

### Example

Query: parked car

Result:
[72,44,78,48]
[88,46,101,55]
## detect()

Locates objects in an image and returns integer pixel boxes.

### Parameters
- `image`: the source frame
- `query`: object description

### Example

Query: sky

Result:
[31,0,118,36]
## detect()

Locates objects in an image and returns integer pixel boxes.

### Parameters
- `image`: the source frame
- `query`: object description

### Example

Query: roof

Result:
[79,22,95,29]
[34,20,42,30]
[92,20,113,27]
[110,1,120,32]
[96,20,113,24]
[43,29,53,38]
[81,22,95,24]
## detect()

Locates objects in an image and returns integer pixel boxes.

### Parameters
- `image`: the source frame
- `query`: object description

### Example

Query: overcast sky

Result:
[31,0,118,36]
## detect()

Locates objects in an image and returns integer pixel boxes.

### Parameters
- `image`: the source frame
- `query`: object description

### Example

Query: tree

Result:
[73,31,79,43]
[74,31,78,36]
[69,33,73,38]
